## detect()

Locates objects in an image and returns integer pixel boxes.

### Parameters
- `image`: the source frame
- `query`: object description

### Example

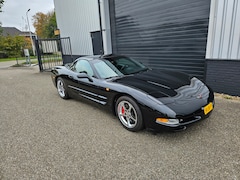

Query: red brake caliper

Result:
[121,106,125,114]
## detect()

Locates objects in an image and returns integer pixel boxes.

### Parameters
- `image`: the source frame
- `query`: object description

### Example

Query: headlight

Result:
[156,118,179,125]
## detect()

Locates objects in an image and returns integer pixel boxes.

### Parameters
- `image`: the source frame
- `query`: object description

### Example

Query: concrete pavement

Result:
[0,66,239,179]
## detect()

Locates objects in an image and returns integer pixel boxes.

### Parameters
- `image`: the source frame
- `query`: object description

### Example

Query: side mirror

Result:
[77,72,93,82]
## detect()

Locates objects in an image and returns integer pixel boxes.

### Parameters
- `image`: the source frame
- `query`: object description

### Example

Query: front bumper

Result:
[144,101,214,132]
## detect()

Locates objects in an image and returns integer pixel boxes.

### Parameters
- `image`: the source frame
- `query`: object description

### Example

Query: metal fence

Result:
[34,37,72,71]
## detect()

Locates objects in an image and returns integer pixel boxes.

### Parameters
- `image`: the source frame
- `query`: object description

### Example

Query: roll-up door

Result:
[109,0,211,79]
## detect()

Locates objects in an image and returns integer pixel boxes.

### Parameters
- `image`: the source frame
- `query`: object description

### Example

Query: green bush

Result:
[0,36,25,58]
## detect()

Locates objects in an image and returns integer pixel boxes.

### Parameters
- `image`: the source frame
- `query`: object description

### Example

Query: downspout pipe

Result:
[98,0,104,55]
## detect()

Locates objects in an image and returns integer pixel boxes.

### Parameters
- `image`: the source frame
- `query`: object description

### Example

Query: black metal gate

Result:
[34,37,72,71]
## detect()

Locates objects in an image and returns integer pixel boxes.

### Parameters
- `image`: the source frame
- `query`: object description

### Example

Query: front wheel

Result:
[115,96,143,132]
[56,77,69,99]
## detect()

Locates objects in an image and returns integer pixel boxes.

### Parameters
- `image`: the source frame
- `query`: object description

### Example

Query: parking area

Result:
[0,66,239,179]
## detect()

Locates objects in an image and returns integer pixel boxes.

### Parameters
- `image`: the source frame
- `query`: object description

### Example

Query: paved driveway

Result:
[0,66,239,179]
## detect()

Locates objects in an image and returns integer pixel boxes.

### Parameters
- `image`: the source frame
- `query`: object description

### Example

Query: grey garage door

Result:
[109,0,211,79]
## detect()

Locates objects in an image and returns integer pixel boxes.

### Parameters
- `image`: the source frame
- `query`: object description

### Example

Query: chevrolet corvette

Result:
[51,54,214,132]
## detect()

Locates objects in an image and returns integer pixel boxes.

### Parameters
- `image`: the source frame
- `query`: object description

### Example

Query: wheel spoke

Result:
[126,117,131,127]
[129,105,137,122]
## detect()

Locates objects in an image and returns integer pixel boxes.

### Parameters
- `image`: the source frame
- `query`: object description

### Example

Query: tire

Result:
[56,77,69,99]
[115,96,143,132]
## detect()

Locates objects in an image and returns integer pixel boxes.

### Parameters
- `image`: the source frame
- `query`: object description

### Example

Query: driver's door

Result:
[67,59,108,105]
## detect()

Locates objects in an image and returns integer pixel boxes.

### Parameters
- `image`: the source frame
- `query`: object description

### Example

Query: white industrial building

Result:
[54,0,112,56]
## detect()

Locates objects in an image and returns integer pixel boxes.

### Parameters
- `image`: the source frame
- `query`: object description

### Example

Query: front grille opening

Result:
[177,109,203,123]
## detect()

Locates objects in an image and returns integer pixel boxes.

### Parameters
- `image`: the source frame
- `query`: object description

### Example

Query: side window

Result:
[73,60,94,77]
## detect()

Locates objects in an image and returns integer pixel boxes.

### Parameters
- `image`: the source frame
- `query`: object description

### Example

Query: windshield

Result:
[107,56,148,75]
[92,60,123,79]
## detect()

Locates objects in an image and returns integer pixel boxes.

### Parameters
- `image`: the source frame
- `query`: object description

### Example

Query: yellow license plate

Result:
[204,102,213,115]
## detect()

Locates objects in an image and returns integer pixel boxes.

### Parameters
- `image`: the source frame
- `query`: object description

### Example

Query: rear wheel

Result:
[115,96,143,132]
[56,77,69,99]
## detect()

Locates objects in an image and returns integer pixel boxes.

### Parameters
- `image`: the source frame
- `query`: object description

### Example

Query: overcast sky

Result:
[0,0,54,32]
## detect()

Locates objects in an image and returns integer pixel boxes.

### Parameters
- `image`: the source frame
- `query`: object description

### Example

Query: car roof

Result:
[101,54,126,59]
[79,55,101,61]
[77,54,125,61]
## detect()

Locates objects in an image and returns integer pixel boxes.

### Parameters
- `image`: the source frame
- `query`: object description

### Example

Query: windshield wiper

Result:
[105,75,119,80]
[133,68,149,74]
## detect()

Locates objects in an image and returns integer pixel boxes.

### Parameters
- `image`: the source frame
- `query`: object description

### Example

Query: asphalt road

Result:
[0,66,239,180]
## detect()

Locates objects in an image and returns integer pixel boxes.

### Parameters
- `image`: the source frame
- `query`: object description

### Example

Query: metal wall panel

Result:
[110,0,211,79]
[54,0,100,55]
[206,0,240,60]
[206,60,240,96]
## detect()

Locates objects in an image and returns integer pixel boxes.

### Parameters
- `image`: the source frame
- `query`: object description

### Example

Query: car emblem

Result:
[197,94,203,99]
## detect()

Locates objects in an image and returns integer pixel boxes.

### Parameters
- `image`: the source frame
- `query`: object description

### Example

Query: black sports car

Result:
[51,55,214,132]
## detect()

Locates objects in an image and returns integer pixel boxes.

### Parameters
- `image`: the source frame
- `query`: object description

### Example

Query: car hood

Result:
[114,69,191,97]
[114,69,210,105]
